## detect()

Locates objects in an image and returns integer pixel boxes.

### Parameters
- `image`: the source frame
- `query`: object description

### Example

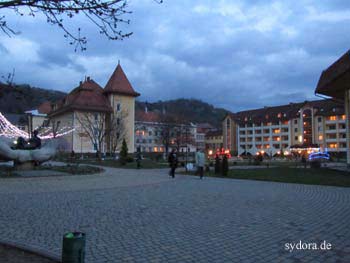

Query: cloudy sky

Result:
[0,0,349,112]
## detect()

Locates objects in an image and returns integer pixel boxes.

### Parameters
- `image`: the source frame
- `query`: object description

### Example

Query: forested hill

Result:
[136,99,229,128]
[0,84,229,127]
[0,83,66,114]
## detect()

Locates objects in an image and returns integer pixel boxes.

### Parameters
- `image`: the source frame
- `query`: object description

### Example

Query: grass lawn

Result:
[39,165,104,175]
[0,164,104,177]
[76,158,169,169]
[187,167,350,187]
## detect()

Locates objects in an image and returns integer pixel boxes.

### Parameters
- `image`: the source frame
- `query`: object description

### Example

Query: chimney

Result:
[79,81,82,86]
[87,76,90,81]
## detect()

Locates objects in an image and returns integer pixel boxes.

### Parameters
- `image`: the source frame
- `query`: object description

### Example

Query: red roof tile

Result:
[104,64,140,97]
[37,101,52,114]
[50,78,112,117]
[135,110,161,122]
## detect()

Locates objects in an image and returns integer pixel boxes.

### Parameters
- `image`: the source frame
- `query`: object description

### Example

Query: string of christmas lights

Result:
[0,112,74,140]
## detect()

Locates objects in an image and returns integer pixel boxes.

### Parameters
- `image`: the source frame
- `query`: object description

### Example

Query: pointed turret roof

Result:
[104,63,140,97]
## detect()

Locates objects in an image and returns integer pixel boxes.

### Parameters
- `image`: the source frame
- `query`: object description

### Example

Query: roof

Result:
[104,64,140,97]
[205,130,222,137]
[49,78,112,117]
[37,101,52,114]
[135,110,161,122]
[228,99,344,125]
[135,110,193,126]
[315,50,350,99]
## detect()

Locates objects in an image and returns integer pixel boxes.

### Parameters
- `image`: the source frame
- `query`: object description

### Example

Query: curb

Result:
[0,239,61,262]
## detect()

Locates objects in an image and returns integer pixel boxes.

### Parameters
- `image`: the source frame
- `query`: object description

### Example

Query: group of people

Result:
[167,148,206,179]
[15,130,42,150]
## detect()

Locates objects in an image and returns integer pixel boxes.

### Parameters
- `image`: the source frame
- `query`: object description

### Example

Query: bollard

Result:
[62,232,86,263]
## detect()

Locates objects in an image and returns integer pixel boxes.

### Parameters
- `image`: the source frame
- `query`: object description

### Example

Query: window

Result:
[148,139,152,143]
[328,116,337,121]
[294,119,298,124]
[318,117,322,122]
[117,118,120,125]
[116,103,121,112]
[149,131,152,136]
[294,128,298,132]
[342,115,346,120]
[295,136,298,141]
[318,135,323,141]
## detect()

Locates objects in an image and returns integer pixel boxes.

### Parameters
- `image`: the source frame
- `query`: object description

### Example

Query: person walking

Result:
[168,148,178,178]
[195,149,205,179]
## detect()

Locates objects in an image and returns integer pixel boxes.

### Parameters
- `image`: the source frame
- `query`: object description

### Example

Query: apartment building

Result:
[135,110,197,153]
[223,99,346,156]
[205,130,223,152]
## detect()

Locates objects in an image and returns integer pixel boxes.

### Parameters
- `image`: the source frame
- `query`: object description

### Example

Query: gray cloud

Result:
[0,0,349,112]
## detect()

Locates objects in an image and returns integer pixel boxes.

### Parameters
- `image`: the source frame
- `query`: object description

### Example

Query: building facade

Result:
[48,63,139,153]
[205,130,223,153]
[134,110,197,153]
[223,99,346,156]
[315,49,350,164]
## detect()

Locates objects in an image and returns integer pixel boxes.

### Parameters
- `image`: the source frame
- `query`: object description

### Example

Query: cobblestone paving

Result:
[0,168,349,262]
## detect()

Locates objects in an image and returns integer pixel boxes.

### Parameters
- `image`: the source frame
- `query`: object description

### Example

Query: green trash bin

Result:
[62,232,86,263]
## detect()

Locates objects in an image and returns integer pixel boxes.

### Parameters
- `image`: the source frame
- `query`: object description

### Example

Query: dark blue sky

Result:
[0,0,349,111]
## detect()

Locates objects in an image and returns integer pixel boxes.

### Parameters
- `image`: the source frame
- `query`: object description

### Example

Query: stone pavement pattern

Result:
[0,167,349,262]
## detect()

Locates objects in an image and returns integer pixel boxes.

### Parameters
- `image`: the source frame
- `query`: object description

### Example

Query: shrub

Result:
[119,139,128,165]
[215,155,221,174]
[222,155,228,176]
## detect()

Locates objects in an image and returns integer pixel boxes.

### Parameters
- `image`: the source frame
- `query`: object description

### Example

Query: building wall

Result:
[49,112,74,152]
[223,111,348,156]
[109,94,135,152]
[205,135,223,152]
[135,121,197,153]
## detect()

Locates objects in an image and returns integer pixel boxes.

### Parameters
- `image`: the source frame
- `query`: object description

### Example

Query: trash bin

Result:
[62,232,86,263]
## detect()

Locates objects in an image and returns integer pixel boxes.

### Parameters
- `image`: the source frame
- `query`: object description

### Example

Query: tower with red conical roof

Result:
[104,62,140,153]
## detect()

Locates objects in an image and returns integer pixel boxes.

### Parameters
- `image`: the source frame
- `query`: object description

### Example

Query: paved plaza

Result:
[0,167,349,262]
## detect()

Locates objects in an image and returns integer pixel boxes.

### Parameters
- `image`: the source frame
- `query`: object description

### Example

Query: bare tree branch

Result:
[0,0,163,51]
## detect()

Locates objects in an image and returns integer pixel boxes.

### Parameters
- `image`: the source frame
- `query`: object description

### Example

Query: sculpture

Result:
[0,135,58,166]
[0,112,74,169]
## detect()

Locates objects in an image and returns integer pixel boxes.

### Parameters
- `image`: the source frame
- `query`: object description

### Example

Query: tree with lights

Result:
[0,0,163,51]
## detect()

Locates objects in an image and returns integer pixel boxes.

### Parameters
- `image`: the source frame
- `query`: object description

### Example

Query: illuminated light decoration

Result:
[261,150,265,154]
[0,112,74,140]
[0,112,29,138]
[256,152,260,155]
[208,150,213,155]
[284,151,289,155]
[277,151,281,155]
[308,151,330,161]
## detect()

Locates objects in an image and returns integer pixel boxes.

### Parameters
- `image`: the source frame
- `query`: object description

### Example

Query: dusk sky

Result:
[0,0,349,112]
